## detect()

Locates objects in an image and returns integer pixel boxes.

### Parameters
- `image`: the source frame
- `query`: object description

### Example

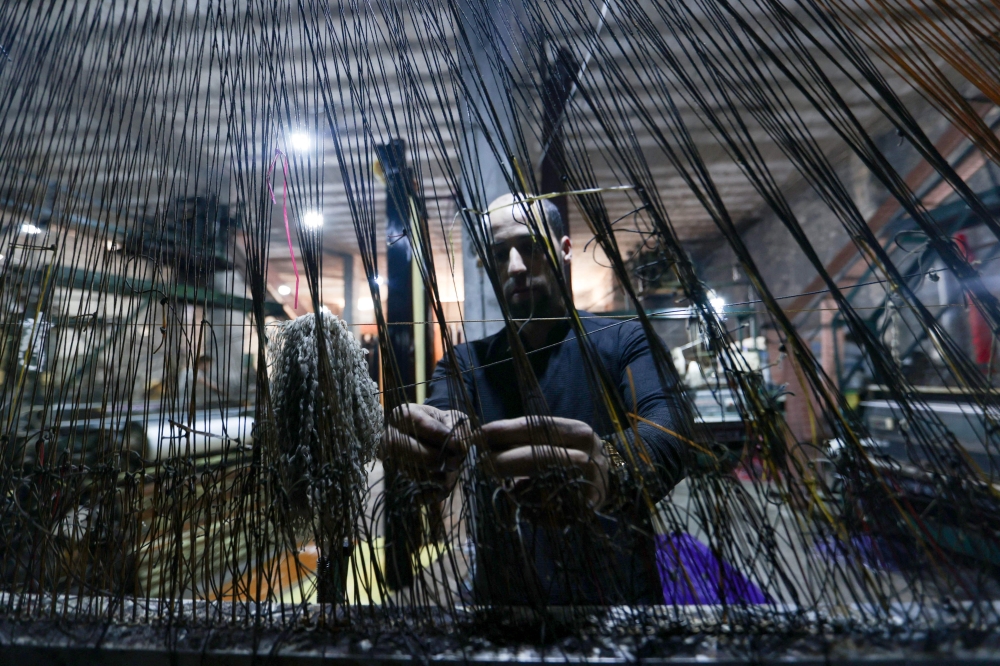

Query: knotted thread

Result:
[268,310,382,534]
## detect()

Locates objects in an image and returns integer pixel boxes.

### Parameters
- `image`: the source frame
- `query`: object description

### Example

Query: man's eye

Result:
[492,250,507,263]
[521,239,545,256]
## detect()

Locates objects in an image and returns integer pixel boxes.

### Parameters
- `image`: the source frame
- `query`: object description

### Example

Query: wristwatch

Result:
[601,438,630,511]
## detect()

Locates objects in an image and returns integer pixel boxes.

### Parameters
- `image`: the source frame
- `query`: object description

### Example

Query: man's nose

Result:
[507,247,527,274]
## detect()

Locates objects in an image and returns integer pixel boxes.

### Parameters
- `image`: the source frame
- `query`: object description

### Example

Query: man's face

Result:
[487,197,570,319]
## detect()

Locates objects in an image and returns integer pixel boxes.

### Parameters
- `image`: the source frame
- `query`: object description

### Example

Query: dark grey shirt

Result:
[425,313,686,604]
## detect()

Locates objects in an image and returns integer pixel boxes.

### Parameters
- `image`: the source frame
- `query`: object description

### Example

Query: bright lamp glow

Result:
[374,275,384,286]
[288,132,311,152]
[277,285,292,296]
[21,223,41,235]
[708,290,726,315]
[302,211,323,229]
[358,297,374,312]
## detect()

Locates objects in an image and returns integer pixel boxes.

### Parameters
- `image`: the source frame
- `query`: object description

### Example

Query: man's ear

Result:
[560,236,572,264]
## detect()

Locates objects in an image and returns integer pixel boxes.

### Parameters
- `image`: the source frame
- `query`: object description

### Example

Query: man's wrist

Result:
[601,437,630,512]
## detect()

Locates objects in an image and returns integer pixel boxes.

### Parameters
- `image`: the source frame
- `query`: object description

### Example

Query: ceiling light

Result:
[358,297,374,312]
[277,285,292,296]
[302,211,323,229]
[288,132,311,152]
[21,223,41,235]
[708,290,726,315]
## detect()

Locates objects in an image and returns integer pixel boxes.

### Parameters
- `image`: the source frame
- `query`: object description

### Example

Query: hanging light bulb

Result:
[708,290,726,315]
[302,211,324,229]
[288,131,311,152]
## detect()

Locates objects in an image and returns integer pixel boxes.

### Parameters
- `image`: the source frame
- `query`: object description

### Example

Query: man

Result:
[382,193,686,604]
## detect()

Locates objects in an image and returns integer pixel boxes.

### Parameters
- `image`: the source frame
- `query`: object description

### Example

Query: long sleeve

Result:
[615,321,687,502]
[424,343,475,414]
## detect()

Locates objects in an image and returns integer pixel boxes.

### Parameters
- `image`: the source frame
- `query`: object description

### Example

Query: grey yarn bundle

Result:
[267,310,382,535]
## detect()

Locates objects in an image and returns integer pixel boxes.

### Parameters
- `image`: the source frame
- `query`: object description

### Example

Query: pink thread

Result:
[266,148,300,309]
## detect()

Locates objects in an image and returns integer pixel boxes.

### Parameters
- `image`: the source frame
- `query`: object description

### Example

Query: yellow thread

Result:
[628,413,717,459]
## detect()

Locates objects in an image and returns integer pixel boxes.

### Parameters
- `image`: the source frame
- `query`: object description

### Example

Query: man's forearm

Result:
[614,422,686,504]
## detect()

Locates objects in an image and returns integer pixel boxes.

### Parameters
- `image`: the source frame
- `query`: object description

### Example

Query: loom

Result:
[0,0,999,662]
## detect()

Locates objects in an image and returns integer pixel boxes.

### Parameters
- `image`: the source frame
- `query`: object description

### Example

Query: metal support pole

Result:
[378,139,416,404]
[540,46,578,248]
[328,251,354,325]
[376,139,424,590]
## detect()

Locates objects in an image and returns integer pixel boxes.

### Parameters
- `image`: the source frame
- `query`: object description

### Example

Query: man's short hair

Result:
[488,193,567,240]
[536,197,566,240]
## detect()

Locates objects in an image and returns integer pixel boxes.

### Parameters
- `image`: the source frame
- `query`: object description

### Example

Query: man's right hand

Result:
[380,404,468,498]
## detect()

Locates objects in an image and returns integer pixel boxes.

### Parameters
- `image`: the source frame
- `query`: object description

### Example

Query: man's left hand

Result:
[479,416,610,513]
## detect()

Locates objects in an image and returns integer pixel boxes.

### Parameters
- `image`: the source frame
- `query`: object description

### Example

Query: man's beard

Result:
[504,282,555,319]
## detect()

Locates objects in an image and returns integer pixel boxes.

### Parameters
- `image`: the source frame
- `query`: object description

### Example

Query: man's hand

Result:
[480,416,610,513]
[380,404,468,499]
